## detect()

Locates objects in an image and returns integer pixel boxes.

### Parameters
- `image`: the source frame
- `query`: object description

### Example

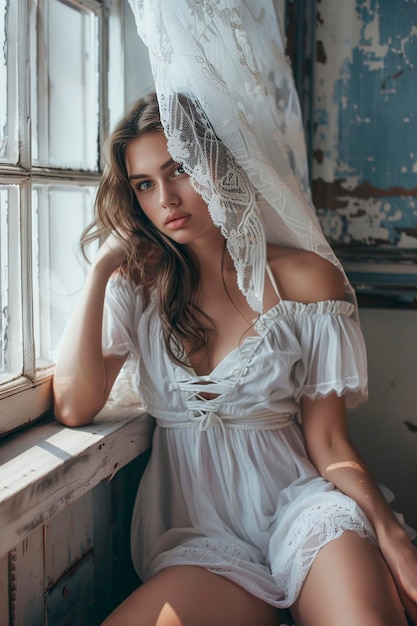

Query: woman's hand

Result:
[93,231,131,277]
[379,529,417,624]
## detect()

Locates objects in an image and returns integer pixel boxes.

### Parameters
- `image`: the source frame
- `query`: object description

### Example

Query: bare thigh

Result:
[291,531,408,626]
[101,565,285,626]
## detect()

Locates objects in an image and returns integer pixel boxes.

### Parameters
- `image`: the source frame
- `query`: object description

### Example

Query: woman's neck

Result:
[188,230,228,278]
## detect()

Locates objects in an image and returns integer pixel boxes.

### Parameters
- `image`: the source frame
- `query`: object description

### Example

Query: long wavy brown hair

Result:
[81,92,210,365]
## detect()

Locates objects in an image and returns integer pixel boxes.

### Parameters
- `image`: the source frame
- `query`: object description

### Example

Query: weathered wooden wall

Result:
[0,451,150,626]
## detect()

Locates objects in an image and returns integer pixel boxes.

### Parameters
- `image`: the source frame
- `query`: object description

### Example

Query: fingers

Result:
[92,232,130,275]
[395,567,417,625]
[401,593,417,626]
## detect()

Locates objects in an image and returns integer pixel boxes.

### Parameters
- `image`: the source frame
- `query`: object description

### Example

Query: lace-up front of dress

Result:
[161,369,295,432]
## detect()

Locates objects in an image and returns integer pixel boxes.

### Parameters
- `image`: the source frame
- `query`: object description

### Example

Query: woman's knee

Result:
[101,565,279,626]
[291,532,408,626]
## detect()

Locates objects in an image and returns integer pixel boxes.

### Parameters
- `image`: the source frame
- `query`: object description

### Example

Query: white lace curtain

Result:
[126,0,355,314]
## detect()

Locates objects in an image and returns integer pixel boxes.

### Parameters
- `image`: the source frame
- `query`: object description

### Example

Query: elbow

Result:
[53,400,97,428]
[52,381,104,428]
[306,437,360,482]
[53,394,104,428]
[54,405,95,428]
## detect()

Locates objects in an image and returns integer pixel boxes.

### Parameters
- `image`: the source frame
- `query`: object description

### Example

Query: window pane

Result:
[32,184,97,367]
[0,0,18,164]
[32,0,100,170]
[0,185,22,382]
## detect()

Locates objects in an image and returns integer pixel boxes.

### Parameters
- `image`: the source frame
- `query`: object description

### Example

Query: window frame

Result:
[0,0,125,436]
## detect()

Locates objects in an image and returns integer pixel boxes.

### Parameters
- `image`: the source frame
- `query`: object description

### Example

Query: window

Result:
[0,0,125,434]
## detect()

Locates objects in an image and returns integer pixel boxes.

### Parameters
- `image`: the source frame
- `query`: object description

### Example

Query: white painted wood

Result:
[0,378,52,435]
[44,491,94,588]
[0,406,154,558]
[0,553,9,625]
[13,527,44,626]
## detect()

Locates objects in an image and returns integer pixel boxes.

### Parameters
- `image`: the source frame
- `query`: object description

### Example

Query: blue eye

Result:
[137,180,153,191]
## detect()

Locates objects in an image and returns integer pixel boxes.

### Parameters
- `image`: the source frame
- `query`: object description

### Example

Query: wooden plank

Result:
[0,379,52,436]
[45,551,96,626]
[44,491,94,588]
[91,479,114,624]
[12,528,44,626]
[0,552,8,625]
[92,453,150,623]
[109,453,149,606]
[0,406,154,558]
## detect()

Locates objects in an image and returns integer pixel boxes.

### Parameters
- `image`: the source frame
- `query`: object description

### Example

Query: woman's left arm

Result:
[302,392,417,621]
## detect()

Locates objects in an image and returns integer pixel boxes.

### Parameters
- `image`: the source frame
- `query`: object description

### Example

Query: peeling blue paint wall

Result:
[305,1,417,532]
[313,0,417,249]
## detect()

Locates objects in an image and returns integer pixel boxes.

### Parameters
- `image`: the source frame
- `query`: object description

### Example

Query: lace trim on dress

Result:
[270,500,377,606]
[146,503,376,609]
[300,378,368,408]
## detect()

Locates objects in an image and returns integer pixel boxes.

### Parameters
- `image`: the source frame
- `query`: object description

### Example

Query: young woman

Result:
[53,93,417,626]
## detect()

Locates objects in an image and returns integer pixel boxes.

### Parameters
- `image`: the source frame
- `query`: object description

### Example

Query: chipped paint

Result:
[313,0,417,248]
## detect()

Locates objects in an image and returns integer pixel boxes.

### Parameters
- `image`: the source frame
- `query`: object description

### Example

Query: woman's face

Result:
[125,131,221,248]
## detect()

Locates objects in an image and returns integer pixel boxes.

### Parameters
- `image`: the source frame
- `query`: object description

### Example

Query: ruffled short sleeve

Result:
[102,273,143,357]
[292,300,368,408]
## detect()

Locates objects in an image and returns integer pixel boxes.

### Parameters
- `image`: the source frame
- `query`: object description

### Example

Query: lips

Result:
[164,212,190,226]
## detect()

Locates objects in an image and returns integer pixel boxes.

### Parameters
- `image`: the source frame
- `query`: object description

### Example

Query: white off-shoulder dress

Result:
[102,271,376,609]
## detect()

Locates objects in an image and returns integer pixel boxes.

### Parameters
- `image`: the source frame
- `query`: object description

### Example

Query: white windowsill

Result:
[0,404,154,558]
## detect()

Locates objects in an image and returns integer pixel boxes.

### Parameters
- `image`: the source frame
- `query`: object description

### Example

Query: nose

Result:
[159,182,179,208]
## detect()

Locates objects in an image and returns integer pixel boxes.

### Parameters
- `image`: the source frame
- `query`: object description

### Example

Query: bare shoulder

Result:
[267,245,346,303]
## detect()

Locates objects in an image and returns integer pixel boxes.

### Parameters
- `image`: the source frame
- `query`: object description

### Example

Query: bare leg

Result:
[101,565,286,626]
[291,531,408,626]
